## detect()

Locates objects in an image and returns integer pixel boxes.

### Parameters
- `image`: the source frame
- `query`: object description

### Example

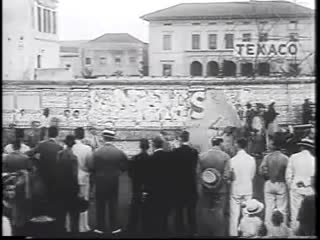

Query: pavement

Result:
[87,157,266,237]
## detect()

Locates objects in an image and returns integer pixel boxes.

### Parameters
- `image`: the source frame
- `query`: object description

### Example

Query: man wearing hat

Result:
[89,129,128,234]
[171,130,199,237]
[199,136,231,236]
[245,102,255,131]
[302,98,313,124]
[259,132,289,232]
[26,121,41,148]
[285,138,315,234]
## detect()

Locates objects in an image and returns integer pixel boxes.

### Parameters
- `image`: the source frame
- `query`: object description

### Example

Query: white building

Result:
[141,1,315,77]
[3,0,60,80]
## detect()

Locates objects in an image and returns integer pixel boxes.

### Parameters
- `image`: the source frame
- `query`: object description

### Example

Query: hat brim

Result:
[297,142,314,148]
[244,202,264,215]
[201,169,221,190]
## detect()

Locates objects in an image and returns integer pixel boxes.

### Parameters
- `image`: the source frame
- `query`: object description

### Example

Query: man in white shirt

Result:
[228,138,256,236]
[70,127,93,232]
[285,138,315,234]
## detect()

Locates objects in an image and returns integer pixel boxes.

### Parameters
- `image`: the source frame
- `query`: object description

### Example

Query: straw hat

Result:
[201,168,222,190]
[102,129,116,138]
[297,138,314,148]
[243,199,264,215]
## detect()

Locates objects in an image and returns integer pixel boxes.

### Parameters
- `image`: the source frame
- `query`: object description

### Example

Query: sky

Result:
[58,0,315,43]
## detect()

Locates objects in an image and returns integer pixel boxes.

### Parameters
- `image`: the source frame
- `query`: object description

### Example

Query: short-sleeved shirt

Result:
[239,215,263,237]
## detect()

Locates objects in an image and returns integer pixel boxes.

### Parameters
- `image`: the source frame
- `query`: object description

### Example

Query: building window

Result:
[115,57,121,64]
[225,34,234,49]
[37,55,42,68]
[53,11,57,34]
[289,33,299,42]
[259,32,268,42]
[192,23,201,25]
[259,21,268,25]
[85,58,91,65]
[207,61,219,76]
[208,22,217,25]
[163,35,172,50]
[65,64,71,68]
[289,20,298,30]
[129,57,136,63]
[163,23,172,26]
[43,9,47,33]
[258,62,270,76]
[192,34,201,50]
[100,57,107,65]
[37,7,42,32]
[289,63,300,76]
[163,64,172,76]
[48,10,51,33]
[241,63,253,76]
[243,21,251,24]
[208,34,217,50]
[190,61,203,76]
[226,22,234,25]
[223,60,236,76]
[243,33,251,42]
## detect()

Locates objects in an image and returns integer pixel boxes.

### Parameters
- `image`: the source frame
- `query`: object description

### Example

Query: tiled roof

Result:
[141,1,314,21]
[59,40,88,53]
[90,33,144,44]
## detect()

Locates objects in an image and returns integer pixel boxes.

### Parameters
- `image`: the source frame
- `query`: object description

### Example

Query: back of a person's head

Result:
[272,132,286,150]
[64,135,76,148]
[271,210,284,227]
[48,126,58,138]
[179,131,190,142]
[153,136,164,149]
[74,127,85,140]
[140,138,150,151]
[211,137,223,147]
[237,138,248,149]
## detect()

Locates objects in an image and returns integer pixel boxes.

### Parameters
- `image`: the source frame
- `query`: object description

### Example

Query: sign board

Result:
[234,41,298,57]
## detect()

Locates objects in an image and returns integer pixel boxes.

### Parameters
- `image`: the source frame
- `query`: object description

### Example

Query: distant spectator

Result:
[26,121,41,148]
[4,136,30,154]
[302,99,312,124]
[40,108,50,140]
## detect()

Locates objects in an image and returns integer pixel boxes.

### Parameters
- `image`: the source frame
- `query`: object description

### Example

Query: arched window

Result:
[223,60,236,76]
[190,61,203,76]
[207,61,219,76]
[258,62,270,76]
[241,63,253,76]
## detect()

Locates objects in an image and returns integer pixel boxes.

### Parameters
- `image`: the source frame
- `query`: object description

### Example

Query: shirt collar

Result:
[182,142,190,146]
[154,148,163,153]
[49,138,57,143]
[237,149,247,155]
[212,146,221,151]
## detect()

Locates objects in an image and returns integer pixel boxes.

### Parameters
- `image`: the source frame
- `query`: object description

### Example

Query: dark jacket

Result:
[55,149,79,198]
[32,139,63,184]
[90,143,128,197]
[128,151,150,194]
[145,149,174,206]
[3,152,32,172]
[171,144,199,204]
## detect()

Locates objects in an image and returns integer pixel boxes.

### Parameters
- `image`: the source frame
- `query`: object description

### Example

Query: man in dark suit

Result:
[55,135,80,234]
[144,136,174,237]
[30,126,63,216]
[127,138,150,235]
[26,121,41,148]
[88,129,128,234]
[171,131,199,237]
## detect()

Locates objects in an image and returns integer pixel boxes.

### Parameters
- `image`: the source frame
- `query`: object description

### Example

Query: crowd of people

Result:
[2,100,316,238]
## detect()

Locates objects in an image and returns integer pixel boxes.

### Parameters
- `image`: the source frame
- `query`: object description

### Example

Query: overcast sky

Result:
[58,0,315,43]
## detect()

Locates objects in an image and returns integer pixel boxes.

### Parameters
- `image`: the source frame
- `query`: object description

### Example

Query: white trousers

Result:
[229,194,252,236]
[264,181,288,232]
[66,183,91,232]
[289,189,305,234]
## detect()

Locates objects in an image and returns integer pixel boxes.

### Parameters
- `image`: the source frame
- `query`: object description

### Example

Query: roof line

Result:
[140,3,183,20]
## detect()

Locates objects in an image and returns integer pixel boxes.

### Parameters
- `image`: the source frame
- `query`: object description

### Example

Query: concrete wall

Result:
[148,17,315,76]
[2,77,315,155]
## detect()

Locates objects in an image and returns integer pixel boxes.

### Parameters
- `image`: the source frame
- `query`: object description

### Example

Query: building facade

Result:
[59,33,148,78]
[141,1,315,77]
[3,0,60,80]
